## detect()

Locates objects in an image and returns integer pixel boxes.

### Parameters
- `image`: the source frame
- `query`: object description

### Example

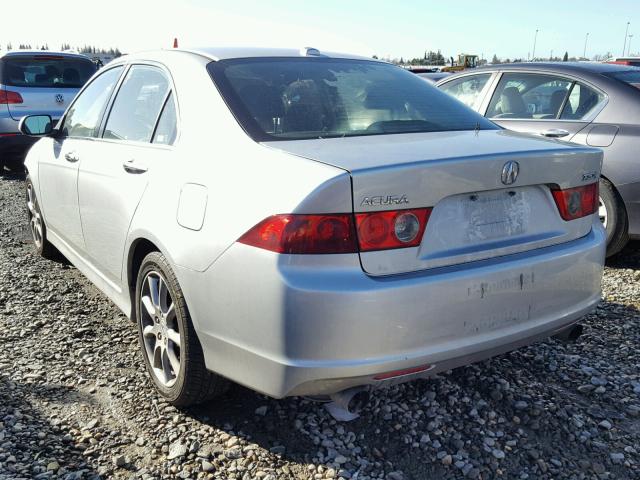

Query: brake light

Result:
[0,90,23,104]
[238,214,357,254]
[355,208,431,251]
[551,183,598,221]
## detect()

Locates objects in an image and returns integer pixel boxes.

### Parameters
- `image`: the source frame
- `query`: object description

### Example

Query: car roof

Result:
[117,46,380,64]
[182,46,376,61]
[479,61,640,75]
[0,50,92,60]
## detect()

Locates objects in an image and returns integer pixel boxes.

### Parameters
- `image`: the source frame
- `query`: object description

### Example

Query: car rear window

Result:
[208,58,497,141]
[603,70,640,90]
[1,55,96,88]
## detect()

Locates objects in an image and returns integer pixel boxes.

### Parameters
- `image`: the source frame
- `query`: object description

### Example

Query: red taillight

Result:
[238,214,358,254]
[551,183,598,221]
[0,90,23,104]
[355,208,431,251]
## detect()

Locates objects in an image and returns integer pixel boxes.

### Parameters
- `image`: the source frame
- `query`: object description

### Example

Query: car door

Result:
[38,65,123,251]
[482,72,605,140]
[77,64,176,284]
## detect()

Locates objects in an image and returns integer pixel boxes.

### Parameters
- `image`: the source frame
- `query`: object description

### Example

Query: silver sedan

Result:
[20,47,605,406]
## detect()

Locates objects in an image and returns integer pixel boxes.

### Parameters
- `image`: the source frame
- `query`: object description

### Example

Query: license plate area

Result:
[463,189,529,243]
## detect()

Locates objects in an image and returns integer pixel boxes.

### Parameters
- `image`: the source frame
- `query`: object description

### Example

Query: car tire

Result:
[25,176,57,259]
[599,177,629,257]
[135,251,229,406]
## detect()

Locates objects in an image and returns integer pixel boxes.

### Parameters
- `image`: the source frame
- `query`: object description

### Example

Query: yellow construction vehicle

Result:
[441,54,478,72]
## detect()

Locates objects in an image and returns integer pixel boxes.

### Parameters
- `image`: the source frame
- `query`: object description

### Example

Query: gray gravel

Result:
[1,171,639,480]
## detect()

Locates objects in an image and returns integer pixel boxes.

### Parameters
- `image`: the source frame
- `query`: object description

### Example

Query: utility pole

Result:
[629,34,634,56]
[583,32,589,59]
[532,29,539,61]
[623,22,630,56]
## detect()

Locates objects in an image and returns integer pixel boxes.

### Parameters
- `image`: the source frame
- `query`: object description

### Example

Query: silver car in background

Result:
[0,50,95,171]
[437,62,640,256]
[20,47,605,407]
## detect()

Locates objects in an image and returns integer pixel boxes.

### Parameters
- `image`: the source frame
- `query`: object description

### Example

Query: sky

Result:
[3,0,640,60]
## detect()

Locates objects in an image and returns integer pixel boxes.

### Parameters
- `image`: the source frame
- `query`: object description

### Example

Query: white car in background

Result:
[20,47,605,407]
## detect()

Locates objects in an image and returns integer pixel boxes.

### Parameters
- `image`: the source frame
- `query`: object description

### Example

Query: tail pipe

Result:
[553,323,583,342]
[329,386,371,415]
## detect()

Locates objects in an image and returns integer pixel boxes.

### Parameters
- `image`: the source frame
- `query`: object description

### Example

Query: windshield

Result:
[208,58,497,141]
[2,55,96,88]
[604,69,640,90]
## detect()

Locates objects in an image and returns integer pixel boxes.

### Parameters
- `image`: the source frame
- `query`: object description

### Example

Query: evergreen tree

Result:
[562,51,569,62]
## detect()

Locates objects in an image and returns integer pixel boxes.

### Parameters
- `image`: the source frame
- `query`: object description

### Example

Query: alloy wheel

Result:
[140,271,181,387]
[598,196,608,229]
[26,183,43,249]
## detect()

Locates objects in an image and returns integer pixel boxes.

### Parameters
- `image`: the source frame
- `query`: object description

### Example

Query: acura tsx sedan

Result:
[20,47,605,406]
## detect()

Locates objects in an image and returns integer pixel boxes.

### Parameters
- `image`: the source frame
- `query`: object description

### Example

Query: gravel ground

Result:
[1,170,639,480]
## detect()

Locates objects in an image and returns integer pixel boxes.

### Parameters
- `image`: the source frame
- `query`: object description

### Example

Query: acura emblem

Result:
[501,161,520,185]
[55,94,64,104]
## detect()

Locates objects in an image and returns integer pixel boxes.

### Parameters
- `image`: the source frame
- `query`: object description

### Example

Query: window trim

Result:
[57,64,125,140]
[479,70,608,123]
[98,62,180,148]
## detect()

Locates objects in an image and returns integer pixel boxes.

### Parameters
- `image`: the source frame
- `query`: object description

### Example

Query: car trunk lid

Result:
[263,129,602,275]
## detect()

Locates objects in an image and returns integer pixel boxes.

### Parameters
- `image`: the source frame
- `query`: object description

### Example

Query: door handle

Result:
[64,151,79,162]
[122,159,148,174]
[541,129,570,138]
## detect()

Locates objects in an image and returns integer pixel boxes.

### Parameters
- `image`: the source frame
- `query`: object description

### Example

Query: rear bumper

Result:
[179,221,606,398]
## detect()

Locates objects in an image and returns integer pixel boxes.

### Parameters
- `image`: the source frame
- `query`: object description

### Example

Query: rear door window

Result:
[61,66,123,138]
[439,73,492,109]
[103,65,171,143]
[560,83,605,120]
[152,92,177,145]
[1,55,95,88]
[487,73,572,119]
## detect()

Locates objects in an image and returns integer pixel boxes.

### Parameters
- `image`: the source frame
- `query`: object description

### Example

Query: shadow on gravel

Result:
[0,376,100,479]
[606,239,640,269]
[0,167,26,181]
[188,387,320,463]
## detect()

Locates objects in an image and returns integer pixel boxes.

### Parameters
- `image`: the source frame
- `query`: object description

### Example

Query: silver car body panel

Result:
[24,49,606,398]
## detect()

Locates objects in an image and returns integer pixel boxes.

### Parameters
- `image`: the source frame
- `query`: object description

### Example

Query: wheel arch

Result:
[126,235,176,321]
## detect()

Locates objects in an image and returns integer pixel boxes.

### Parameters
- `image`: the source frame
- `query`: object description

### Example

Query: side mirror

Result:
[19,115,53,136]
